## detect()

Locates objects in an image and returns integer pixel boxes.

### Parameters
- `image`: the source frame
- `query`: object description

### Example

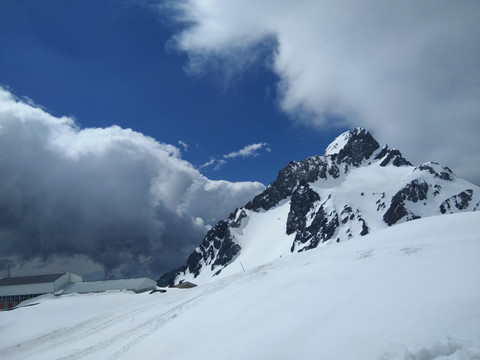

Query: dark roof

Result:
[0,273,67,286]
[173,281,197,289]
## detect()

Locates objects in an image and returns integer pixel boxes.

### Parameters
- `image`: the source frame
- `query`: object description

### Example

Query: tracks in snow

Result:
[0,282,228,360]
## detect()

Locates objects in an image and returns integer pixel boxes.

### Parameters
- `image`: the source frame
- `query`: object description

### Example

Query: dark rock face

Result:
[286,187,341,252]
[440,190,473,214]
[293,204,339,252]
[286,185,320,235]
[229,209,247,228]
[212,229,240,268]
[158,218,242,287]
[245,156,330,212]
[416,162,454,181]
[375,147,412,167]
[330,128,380,166]
[383,180,429,226]
[339,205,369,240]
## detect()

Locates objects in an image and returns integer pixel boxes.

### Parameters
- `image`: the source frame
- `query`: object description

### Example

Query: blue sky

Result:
[1,0,479,279]
[0,0,341,185]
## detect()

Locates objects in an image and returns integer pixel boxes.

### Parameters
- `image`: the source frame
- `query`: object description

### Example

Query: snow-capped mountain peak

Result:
[158,128,479,286]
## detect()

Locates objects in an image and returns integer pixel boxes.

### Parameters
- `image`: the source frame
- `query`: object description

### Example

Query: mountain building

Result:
[0,272,82,309]
[0,272,157,310]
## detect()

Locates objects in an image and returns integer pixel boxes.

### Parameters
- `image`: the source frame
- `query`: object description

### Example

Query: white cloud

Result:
[200,157,226,171]
[0,87,264,279]
[214,159,227,171]
[224,142,270,159]
[199,142,270,171]
[200,157,216,169]
[178,140,188,152]
[166,0,480,184]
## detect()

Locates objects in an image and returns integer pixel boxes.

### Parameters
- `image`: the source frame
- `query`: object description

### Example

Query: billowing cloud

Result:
[0,87,264,279]
[165,0,480,184]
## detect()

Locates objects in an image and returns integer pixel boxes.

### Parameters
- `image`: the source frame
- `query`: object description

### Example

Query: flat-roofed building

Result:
[0,272,82,309]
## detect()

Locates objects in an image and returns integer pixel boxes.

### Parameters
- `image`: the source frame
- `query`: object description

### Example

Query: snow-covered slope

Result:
[160,128,480,286]
[1,212,480,360]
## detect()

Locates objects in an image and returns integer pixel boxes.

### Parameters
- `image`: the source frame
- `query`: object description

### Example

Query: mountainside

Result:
[159,128,480,286]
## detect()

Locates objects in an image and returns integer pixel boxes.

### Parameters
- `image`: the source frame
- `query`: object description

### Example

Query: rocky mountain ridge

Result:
[158,128,480,286]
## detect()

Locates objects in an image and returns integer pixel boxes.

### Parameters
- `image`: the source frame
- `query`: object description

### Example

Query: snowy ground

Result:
[1,212,480,360]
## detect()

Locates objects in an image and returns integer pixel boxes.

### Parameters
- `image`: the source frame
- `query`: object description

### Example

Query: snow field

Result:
[229,203,294,269]
[1,212,479,360]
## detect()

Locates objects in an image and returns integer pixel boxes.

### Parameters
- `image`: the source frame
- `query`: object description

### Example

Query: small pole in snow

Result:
[240,262,245,273]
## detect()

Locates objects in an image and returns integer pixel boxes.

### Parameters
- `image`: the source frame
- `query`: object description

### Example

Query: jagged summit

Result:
[325,127,378,163]
[325,127,412,168]
[244,128,410,213]
[325,127,412,167]
[158,128,480,287]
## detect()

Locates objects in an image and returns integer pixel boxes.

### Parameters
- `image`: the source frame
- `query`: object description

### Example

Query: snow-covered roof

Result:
[62,278,156,294]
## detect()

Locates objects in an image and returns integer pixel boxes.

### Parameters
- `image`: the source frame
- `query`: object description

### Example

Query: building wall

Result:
[53,273,82,293]
[69,273,83,284]
[0,274,155,309]
[0,272,82,309]
[0,283,54,309]
[135,278,158,293]
[0,293,44,309]
[0,282,55,297]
